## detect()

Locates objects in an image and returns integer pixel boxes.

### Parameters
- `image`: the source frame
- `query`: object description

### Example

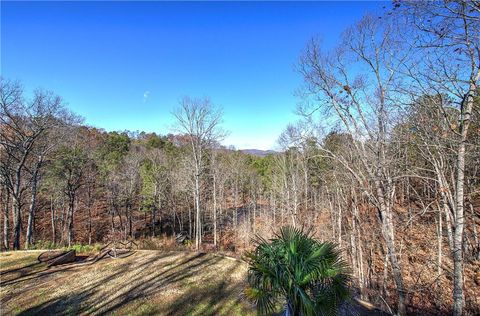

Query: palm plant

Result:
[245,226,350,316]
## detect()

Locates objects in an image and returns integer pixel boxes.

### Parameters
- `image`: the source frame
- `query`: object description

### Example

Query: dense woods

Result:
[1,1,479,315]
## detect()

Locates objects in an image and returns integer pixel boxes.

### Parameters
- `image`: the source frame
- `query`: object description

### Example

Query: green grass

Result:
[62,243,102,254]
[28,240,58,250]
[0,253,39,271]
[27,240,103,254]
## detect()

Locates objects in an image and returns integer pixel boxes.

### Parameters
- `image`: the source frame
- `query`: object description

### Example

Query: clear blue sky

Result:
[1,1,384,150]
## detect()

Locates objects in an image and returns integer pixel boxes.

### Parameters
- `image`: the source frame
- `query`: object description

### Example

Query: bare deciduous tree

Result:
[173,97,224,250]
[0,78,70,249]
[394,2,480,314]
[298,15,410,315]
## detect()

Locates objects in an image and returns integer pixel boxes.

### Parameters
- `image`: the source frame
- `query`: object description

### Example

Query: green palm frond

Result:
[244,226,351,316]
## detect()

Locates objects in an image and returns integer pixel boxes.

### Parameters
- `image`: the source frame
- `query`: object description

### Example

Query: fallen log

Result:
[47,250,76,267]
[38,250,68,263]
[90,248,134,262]
[91,248,112,263]
[175,232,190,244]
[107,249,132,259]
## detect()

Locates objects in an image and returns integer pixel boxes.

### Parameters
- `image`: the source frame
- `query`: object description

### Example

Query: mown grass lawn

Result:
[0,250,255,316]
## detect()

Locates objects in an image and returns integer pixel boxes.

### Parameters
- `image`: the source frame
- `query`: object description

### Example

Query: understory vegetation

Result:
[245,227,351,316]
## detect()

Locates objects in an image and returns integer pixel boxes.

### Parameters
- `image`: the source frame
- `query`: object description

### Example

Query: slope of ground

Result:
[0,250,254,316]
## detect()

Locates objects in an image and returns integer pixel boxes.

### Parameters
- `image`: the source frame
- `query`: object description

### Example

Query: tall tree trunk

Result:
[213,172,217,247]
[469,203,479,261]
[25,163,40,249]
[452,78,476,316]
[152,185,157,237]
[194,170,201,250]
[60,200,66,244]
[111,202,116,237]
[436,204,443,311]
[328,197,335,240]
[25,183,37,249]
[453,134,466,316]
[3,188,10,250]
[304,162,308,213]
[444,200,454,251]
[12,196,21,250]
[253,190,257,235]
[336,189,342,246]
[350,220,358,288]
[152,206,156,237]
[189,195,192,239]
[376,183,406,316]
[172,208,176,234]
[51,195,56,245]
[12,152,28,250]
[357,225,366,297]
[88,206,92,245]
[67,193,75,247]
[117,205,124,239]
[129,203,133,239]
[178,208,183,232]
[87,185,93,245]
[234,180,238,226]
[291,172,298,228]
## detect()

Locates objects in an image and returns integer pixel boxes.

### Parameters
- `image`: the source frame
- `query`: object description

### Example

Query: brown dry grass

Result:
[0,250,254,316]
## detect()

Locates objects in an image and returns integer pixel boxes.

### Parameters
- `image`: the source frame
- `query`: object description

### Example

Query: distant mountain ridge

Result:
[240,149,278,157]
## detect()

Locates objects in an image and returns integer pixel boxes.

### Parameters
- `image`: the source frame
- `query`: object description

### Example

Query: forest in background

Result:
[1,1,479,315]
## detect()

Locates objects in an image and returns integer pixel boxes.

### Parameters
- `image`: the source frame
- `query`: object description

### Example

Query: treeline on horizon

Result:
[1,1,479,315]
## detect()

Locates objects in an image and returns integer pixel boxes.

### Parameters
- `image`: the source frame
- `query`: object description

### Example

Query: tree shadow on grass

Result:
[17,295,81,316]
[0,261,41,276]
[2,252,175,314]
[162,260,253,316]
[4,251,253,315]
[94,252,227,314]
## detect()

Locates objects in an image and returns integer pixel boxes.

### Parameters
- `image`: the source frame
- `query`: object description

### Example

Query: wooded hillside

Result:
[1,1,479,315]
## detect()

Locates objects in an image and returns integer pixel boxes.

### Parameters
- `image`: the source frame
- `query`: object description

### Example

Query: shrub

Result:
[63,243,102,254]
[245,226,351,316]
[30,240,57,250]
